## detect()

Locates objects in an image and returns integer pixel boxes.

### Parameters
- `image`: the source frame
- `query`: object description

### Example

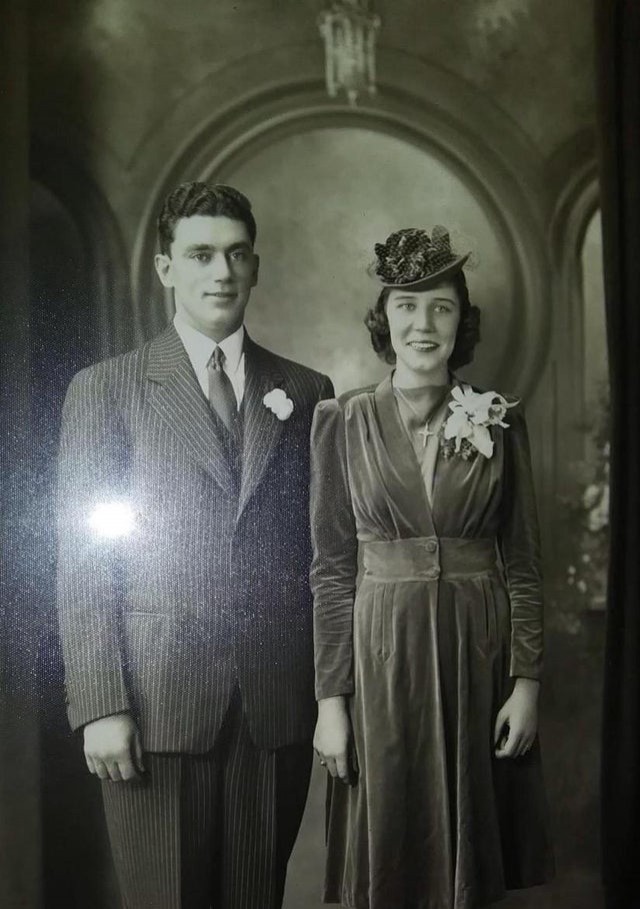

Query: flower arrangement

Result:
[549,388,610,622]
[440,384,518,460]
[562,438,610,611]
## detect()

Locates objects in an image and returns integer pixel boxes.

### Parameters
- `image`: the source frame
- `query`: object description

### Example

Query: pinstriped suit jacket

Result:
[56,324,333,752]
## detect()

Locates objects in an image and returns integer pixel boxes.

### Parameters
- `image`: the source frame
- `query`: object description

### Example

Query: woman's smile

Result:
[407,339,440,351]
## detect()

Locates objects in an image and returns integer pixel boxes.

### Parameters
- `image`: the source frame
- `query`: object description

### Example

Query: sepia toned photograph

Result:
[1,2,638,908]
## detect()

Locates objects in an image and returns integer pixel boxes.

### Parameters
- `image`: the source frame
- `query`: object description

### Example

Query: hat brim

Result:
[374,252,470,290]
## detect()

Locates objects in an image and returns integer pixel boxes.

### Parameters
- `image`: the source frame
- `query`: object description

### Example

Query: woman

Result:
[310,227,554,909]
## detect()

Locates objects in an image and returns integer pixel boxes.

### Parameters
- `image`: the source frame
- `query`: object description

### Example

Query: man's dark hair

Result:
[363,270,481,371]
[157,181,257,255]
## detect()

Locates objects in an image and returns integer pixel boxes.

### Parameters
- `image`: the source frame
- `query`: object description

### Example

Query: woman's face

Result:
[386,280,461,384]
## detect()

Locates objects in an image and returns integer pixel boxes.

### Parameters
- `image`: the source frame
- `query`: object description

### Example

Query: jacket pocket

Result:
[370,582,396,664]
[472,578,509,661]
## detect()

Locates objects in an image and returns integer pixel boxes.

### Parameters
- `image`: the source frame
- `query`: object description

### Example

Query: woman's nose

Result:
[414,306,435,331]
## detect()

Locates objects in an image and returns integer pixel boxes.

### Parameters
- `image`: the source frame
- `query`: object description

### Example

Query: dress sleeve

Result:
[497,405,544,680]
[310,398,358,700]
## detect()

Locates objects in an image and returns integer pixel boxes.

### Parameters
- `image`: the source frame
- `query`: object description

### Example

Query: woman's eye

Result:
[435,304,451,313]
[399,302,415,311]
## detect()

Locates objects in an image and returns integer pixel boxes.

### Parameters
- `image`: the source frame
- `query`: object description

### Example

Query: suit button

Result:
[425,540,438,553]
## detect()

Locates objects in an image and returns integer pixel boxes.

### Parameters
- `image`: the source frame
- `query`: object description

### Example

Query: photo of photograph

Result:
[1,2,637,908]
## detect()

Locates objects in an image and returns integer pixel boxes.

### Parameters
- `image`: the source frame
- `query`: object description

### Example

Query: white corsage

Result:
[263,388,294,421]
[441,384,518,461]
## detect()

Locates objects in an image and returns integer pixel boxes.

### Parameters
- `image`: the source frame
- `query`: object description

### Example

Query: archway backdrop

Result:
[194,125,518,396]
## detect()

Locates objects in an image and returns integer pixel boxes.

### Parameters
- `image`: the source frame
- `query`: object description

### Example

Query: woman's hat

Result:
[369,226,470,290]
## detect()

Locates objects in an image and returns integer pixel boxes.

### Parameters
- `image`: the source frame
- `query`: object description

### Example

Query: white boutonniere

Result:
[263,387,294,421]
[441,384,518,460]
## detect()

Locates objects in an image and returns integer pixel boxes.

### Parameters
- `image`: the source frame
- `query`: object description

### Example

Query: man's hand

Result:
[314,696,357,785]
[494,677,540,759]
[83,712,145,782]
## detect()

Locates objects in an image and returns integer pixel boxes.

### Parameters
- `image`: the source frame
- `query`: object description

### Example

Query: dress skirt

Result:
[322,538,553,909]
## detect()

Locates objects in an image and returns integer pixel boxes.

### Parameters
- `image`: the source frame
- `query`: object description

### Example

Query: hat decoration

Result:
[370,226,469,288]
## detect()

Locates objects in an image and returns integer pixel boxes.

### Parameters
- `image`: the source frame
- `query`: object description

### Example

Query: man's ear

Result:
[251,253,260,288]
[154,253,174,288]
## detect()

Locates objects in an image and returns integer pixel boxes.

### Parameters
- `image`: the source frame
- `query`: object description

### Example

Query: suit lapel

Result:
[145,325,236,495]
[237,337,286,519]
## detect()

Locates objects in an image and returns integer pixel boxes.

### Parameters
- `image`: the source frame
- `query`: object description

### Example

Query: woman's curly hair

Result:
[364,270,481,371]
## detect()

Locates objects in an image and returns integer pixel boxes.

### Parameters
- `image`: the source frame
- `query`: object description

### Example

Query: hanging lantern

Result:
[318,0,381,107]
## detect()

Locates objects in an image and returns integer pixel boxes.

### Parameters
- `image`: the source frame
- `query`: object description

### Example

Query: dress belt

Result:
[361,537,497,582]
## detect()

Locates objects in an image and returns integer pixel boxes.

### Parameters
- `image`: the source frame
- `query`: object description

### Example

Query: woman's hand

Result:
[494,677,540,759]
[314,696,357,785]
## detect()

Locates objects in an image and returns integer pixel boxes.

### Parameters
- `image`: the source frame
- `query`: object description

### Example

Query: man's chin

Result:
[179,304,246,339]
[198,316,245,341]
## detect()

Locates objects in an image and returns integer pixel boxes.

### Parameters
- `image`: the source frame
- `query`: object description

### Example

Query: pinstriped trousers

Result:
[101,691,312,909]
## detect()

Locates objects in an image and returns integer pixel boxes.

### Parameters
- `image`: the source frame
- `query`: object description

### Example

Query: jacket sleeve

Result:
[56,367,132,730]
[318,374,335,403]
[497,405,544,680]
[309,398,358,700]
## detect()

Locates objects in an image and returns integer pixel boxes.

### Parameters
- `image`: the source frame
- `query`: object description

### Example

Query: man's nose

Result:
[210,252,232,281]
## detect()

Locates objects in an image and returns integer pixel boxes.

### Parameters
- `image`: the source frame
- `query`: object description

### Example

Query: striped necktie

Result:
[207,345,238,433]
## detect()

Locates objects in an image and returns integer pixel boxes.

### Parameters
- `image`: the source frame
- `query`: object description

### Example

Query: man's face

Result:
[155,215,259,341]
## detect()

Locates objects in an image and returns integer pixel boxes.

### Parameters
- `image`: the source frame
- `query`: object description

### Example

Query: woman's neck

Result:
[393,362,450,389]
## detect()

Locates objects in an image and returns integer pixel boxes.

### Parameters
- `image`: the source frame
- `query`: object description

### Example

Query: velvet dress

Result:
[309,375,554,909]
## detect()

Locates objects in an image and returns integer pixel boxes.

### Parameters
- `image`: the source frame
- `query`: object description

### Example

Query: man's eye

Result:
[192,253,211,263]
[230,250,247,261]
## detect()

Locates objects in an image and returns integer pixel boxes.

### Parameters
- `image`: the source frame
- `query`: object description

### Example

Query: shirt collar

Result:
[216,324,245,374]
[173,314,245,374]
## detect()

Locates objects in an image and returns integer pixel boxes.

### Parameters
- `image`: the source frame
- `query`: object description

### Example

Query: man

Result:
[56,182,333,908]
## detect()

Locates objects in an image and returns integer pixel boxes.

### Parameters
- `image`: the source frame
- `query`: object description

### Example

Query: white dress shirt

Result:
[173,314,246,409]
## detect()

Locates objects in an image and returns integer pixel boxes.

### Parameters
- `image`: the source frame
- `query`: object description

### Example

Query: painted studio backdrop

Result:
[1,2,608,907]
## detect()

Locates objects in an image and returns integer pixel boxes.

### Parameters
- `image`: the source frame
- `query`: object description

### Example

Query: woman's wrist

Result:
[317,695,348,715]
[513,676,540,697]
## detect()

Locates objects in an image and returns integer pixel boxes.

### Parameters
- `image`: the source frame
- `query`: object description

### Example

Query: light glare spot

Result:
[88,502,136,538]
